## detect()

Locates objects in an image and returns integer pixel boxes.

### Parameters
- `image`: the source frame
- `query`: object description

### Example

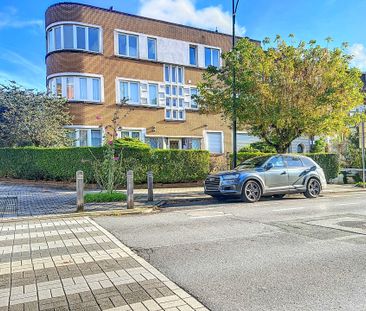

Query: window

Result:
[189,45,197,66]
[172,66,177,83]
[76,27,86,49]
[54,26,61,50]
[47,24,101,53]
[63,25,73,49]
[147,38,157,60]
[206,132,223,154]
[117,33,138,58]
[48,75,102,103]
[66,77,74,100]
[146,137,164,149]
[69,128,103,147]
[164,65,170,82]
[88,27,100,52]
[172,86,177,96]
[178,67,183,83]
[285,156,304,167]
[148,84,158,106]
[182,138,201,150]
[205,47,220,67]
[91,130,102,147]
[120,130,142,140]
[268,156,285,168]
[119,81,139,104]
[79,78,87,100]
[190,88,198,109]
[165,85,170,95]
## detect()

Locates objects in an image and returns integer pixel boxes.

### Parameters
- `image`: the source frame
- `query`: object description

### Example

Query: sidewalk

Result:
[0,216,208,311]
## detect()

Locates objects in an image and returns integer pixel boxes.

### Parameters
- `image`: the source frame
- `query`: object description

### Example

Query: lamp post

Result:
[232,0,240,168]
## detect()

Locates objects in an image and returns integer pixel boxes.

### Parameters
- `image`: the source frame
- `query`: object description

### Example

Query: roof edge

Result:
[46,2,258,43]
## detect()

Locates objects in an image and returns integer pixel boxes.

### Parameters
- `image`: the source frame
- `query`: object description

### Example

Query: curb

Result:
[0,207,157,223]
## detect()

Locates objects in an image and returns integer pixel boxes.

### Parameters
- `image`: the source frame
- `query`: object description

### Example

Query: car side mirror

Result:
[266,163,274,170]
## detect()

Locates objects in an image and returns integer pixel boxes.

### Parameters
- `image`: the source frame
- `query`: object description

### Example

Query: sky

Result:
[0,0,366,91]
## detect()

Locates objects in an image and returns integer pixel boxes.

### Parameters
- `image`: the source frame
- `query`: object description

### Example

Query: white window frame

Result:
[189,45,198,66]
[64,125,103,147]
[204,130,224,154]
[148,83,158,106]
[204,47,221,68]
[47,73,104,103]
[46,22,103,54]
[118,127,146,141]
[114,30,139,58]
[147,37,157,61]
[117,80,140,105]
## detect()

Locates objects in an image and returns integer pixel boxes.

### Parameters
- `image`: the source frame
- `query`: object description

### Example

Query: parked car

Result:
[204,154,327,203]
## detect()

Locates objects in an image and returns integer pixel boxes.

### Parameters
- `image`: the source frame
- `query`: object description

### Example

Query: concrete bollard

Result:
[147,171,154,202]
[76,170,84,212]
[127,170,134,209]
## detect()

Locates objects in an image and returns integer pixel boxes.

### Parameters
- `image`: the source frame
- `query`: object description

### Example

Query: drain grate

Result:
[0,196,18,215]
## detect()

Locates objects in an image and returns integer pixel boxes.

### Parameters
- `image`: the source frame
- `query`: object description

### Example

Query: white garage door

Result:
[206,132,223,153]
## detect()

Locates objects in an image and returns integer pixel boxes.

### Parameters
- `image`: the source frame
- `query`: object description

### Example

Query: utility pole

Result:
[232,0,240,168]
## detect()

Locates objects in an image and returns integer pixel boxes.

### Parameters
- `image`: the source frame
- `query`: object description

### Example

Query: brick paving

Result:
[0,217,208,311]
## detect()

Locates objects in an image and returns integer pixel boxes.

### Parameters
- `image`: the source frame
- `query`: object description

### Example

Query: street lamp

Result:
[232,0,240,168]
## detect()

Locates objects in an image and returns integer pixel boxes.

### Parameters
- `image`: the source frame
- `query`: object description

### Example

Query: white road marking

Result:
[191,214,232,219]
[335,203,359,206]
[273,207,307,212]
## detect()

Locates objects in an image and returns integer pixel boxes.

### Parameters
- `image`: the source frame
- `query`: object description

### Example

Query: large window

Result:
[68,128,103,147]
[120,130,142,140]
[148,84,158,106]
[206,132,223,154]
[189,45,197,66]
[48,75,102,103]
[164,65,184,84]
[47,24,101,53]
[117,33,138,58]
[118,80,139,104]
[204,47,220,68]
[190,88,198,109]
[164,65,185,121]
[147,38,157,60]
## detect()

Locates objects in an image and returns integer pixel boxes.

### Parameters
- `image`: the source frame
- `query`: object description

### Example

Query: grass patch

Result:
[84,192,127,203]
[355,182,366,188]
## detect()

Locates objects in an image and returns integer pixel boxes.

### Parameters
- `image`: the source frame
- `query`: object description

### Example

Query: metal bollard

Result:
[147,171,154,202]
[76,170,84,212]
[127,170,134,209]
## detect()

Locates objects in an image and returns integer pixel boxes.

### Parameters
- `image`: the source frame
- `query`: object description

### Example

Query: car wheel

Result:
[273,194,286,199]
[304,178,321,198]
[241,180,262,203]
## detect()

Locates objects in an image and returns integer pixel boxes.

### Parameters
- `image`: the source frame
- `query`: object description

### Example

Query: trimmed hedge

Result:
[236,152,340,181]
[0,146,210,184]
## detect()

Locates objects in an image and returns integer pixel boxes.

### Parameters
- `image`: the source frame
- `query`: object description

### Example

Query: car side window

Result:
[285,156,304,167]
[301,157,316,167]
[268,156,285,168]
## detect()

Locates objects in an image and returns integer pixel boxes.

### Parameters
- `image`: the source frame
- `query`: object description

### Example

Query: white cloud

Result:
[0,49,44,76]
[0,6,43,30]
[348,43,366,72]
[138,0,245,36]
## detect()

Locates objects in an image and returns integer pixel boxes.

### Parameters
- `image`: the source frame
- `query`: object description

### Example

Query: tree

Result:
[0,82,73,147]
[197,36,364,153]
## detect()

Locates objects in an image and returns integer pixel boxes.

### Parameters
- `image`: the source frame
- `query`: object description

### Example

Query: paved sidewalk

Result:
[0,217,208,311]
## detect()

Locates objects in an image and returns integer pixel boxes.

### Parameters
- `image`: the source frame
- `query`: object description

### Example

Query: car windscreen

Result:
[236,156,272,169]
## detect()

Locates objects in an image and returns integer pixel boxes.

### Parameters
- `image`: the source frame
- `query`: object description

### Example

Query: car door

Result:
[264,156,289,191]
[284,155,307,189]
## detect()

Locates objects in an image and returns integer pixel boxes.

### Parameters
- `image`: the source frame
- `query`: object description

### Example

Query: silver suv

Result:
[204,155,327,203]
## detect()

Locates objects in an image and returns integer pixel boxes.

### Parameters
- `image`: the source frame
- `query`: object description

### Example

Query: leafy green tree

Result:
[0,82,73,147]
[197,36,364,153]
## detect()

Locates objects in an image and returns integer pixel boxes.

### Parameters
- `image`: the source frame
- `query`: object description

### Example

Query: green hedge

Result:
[236,152,340,181]
[0,146,210,184]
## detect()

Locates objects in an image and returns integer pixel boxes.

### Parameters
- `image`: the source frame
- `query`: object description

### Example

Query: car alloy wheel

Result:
[304,178,321,198]
[242,180,261,203]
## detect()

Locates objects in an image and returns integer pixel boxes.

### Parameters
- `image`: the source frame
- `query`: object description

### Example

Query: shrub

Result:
[0,146,210,184]
[235,152,340,181]
[84,191,126,203]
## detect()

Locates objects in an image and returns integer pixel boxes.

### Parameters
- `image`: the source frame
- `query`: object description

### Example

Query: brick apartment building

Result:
[45,2,312,153]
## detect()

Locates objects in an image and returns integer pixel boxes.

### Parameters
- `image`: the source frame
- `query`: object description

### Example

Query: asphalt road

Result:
[95,191,366,311]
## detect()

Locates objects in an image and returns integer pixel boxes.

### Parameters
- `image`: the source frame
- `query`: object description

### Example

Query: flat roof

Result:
[47,2,257,42]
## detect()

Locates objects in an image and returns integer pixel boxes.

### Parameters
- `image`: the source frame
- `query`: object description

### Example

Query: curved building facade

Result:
[45,2,248,152]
